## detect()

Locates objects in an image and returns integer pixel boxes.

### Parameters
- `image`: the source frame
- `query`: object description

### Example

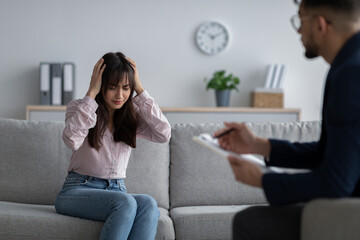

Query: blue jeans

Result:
[55,172,159,240]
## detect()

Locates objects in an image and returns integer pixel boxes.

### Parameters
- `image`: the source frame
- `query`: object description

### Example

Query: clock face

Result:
[196,21,229,55]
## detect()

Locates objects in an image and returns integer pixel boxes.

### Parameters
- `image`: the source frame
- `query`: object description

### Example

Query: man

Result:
[215,0,360,239]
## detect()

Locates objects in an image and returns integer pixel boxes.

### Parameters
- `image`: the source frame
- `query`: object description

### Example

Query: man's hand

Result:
[228,155,263,188]
[215,122,271,158]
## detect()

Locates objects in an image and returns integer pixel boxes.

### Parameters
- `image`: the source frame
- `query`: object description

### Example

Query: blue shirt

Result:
[263,32,360,205]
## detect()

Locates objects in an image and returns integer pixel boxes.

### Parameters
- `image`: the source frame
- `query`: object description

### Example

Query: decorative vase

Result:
[215,90,230,107]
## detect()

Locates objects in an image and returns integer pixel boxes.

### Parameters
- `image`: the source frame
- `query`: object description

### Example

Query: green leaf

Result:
[204,70,240,91]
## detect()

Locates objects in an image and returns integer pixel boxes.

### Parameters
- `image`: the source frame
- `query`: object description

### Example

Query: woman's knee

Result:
[133,194,159,217]
[135,194,157,207]
[110,193,138,214]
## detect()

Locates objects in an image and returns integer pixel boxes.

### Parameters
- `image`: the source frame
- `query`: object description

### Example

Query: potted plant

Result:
[204,70,240,107]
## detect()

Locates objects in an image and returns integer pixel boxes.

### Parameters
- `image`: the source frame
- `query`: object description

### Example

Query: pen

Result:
[215,128,235,138]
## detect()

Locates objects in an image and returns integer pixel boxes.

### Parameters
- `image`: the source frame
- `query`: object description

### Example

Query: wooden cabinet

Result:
[26,105,67,122]
[26,105,300,124]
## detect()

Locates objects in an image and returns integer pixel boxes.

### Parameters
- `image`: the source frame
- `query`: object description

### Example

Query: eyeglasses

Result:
[290,14,332,31]
[290,14,315,31]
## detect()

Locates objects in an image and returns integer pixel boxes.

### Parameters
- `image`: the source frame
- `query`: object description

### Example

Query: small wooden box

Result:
[251,90,284,108]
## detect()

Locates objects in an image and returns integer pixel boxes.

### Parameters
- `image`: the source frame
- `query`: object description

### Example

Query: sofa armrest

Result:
[301,198,360,240]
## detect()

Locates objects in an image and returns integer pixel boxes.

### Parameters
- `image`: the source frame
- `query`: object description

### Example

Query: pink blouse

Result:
[62,90,171,179]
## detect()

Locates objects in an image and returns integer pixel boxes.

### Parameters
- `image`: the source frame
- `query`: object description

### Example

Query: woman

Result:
[55,52,171,240]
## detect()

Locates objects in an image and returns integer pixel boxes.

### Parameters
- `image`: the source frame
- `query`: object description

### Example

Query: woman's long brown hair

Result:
[87,52,138,150]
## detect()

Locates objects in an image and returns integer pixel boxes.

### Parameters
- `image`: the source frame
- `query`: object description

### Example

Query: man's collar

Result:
[331,31,360,68]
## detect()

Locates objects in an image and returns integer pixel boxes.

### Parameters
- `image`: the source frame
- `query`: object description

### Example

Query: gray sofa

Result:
[1,118,359,240]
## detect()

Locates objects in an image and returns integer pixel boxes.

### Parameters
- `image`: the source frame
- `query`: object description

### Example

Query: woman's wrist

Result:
[86,90,97,99]
[135,86,145,95]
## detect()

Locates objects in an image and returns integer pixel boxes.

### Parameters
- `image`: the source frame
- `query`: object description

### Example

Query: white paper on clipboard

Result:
[193,133,287,173]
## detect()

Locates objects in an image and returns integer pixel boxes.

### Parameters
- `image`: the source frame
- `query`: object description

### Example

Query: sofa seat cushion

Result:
[170,205,262,240]
[0,201,175,240]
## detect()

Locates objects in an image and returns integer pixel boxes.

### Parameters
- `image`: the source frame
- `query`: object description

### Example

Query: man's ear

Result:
[313,15,329,44]
[316,15,329,34]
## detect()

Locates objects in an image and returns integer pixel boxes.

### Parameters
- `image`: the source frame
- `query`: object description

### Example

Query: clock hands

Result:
[207,31,225,40]
[212,32,225,39]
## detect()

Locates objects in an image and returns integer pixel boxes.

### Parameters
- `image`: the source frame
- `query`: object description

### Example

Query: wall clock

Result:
[196,21,230,55]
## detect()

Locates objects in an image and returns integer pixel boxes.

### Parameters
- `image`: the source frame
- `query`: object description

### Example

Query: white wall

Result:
[0,0,329,121]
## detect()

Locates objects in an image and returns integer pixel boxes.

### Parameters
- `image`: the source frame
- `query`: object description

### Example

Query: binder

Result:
[62,63,75,105]
[51,63,62,105]
[40,63,51,105]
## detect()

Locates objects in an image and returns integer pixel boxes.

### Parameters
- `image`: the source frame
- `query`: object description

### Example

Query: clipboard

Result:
[193,133,286,173]
[193,133,265,166]
[193,133,310,174]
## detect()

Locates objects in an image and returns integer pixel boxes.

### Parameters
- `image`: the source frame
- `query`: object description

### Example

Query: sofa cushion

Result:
[0,118,170,209]
[0,119,71,205]
[0,201,174,240]
[170,123,266,208]
[246,121,321,142]
[170,122,321,208]
[170,205,254,240]
[126,138,170,209]
[0,201,102,240]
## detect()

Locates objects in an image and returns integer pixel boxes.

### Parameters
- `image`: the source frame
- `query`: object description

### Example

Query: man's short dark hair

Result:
[294,0,360,15]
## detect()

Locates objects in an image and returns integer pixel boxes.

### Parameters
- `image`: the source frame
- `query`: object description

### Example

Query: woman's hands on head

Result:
[127,58,144,95]
[86,56,145,99]
[86,58,106,99]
